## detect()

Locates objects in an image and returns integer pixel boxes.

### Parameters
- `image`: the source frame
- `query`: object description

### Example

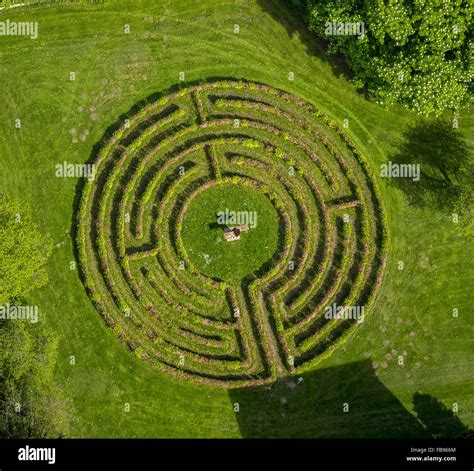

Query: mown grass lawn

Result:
[0,0,472,437]
[181,183,280,285]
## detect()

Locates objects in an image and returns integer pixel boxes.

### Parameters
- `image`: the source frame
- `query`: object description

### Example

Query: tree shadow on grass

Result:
[413,393,473,439]
[230,362,474,438]
[386,119,473,212]
[229,360,429,438]
[255,0,353,81]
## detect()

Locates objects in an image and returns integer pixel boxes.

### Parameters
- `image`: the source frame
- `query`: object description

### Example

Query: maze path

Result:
[77,80,388,387]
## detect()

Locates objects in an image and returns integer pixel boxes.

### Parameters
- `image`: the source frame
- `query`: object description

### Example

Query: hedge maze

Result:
[76,79,388,388]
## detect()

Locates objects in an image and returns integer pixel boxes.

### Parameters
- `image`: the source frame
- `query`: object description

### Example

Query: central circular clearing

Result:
[181,183,280,285]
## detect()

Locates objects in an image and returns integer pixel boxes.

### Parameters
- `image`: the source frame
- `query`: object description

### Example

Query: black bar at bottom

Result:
[0,439,472,469]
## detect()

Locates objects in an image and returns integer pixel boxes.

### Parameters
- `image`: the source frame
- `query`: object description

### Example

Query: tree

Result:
[0,194,68,437]
[0,194,52,305]
[305,0,473,115]
[0,318,69,438]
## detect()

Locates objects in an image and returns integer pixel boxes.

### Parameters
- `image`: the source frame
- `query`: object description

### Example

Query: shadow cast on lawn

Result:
[230,360,426,438]
[386,119,472,212]
[229,360,473,438]
[413,393,473,439]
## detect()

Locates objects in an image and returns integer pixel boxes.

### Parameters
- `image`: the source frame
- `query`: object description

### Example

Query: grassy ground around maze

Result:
[0,0,472,437]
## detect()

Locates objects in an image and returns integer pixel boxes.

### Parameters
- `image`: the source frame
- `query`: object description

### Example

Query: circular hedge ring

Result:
[76,79,388,388]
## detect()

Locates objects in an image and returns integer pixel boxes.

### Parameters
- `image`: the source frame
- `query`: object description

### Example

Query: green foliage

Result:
[0,195,67,437]
[0,319,69,438]
[0,195,52,306]
[306,0,473,115]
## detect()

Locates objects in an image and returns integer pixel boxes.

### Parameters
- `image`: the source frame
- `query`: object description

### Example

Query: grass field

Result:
[181,183,280,284]
[0,0,473,438]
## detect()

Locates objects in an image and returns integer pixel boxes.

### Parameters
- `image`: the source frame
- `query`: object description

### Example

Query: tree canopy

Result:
[306,0,473,115]
[0,194,52,306]
[0,318,69,438]
[0,194,68,438]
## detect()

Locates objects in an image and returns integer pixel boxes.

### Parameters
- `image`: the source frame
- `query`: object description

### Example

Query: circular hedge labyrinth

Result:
[76,79,388,388]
